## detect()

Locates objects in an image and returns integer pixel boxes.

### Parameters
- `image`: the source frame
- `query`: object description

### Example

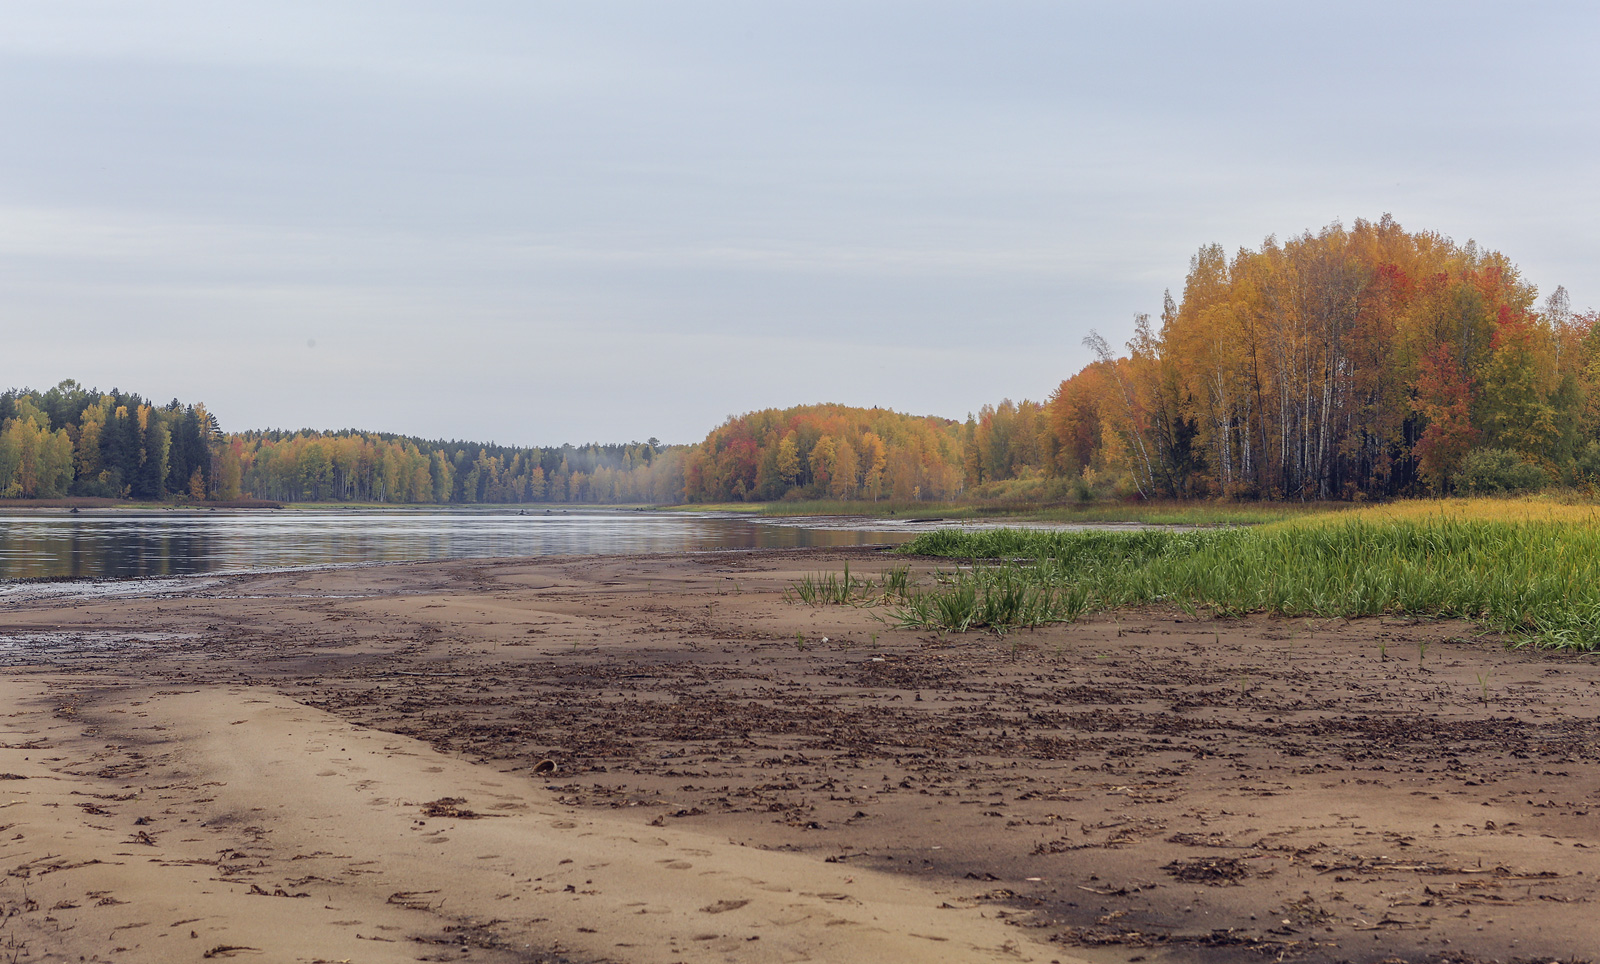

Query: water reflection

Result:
[0,510,914,581]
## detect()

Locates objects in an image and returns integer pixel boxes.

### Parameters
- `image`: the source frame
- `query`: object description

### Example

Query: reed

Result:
[787,563,919,607]
[892,562,1091,633]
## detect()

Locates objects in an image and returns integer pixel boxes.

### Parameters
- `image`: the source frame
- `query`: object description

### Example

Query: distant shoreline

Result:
[0,496,284,510]
[0,495,1346,525]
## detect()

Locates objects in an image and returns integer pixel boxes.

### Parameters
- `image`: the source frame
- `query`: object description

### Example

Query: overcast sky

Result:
[3,2,1597,445]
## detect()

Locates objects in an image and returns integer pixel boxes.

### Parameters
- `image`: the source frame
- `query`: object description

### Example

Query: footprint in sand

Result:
[734,876,791,894]
[699,899,749,914]
[659,860,693,870]
[624,836,669,848]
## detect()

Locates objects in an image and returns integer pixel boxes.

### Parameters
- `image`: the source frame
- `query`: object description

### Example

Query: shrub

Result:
[1457,448,1549,495]
[1569,441,1600,487]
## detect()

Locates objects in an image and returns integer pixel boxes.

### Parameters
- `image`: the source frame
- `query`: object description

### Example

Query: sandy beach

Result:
[0,546,1596,963]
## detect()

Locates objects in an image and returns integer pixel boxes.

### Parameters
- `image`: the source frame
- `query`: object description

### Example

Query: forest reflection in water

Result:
[0,509,914,581]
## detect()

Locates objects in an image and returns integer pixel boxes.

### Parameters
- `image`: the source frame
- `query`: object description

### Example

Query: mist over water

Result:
[0,509,914,581]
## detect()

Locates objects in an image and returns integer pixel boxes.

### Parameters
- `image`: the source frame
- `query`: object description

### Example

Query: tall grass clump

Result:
[892,498,1600,650]
[892,562,1092,633]
[788,563,920,607]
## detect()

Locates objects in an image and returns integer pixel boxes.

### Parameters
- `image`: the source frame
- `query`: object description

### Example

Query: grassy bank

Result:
[888,499,1600,651]
[734,498,1351,526]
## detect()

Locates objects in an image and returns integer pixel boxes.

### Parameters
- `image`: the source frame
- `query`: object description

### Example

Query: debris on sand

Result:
[421,796,485,819]
[1162,856,1257,885]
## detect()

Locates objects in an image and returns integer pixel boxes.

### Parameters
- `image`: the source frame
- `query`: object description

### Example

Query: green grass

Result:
[757,499,965,518]
[787,563,916,608]
[888,502,1600,650]
[788,565,871,606]
[891,562,1093,633]
[742,498,1347,526]
[1020,501,1351,526]
[657,502,766,513]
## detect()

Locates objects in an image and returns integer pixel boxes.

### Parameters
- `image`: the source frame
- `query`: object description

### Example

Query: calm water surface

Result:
[0,509,917,581]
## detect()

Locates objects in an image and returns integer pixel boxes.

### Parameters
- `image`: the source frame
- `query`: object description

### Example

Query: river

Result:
[0,508,919,581]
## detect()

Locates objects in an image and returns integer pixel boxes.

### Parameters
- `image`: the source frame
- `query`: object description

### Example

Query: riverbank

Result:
[0,548,1595,963]
[673,498,1356,526]
[0,496,1332,524]
[0,497,284,511]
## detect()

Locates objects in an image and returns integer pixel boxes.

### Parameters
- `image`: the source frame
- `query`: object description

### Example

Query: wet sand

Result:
[0,546,1596,963]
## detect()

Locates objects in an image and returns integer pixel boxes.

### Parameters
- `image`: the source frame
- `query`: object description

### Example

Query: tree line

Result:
[0,381,683,504]
[226,431,684,505]
[6,216,1593,505]
[683,218,1600,504]
[1006,215,1600,500]
[0,381,216,500]
[681,403,964,502]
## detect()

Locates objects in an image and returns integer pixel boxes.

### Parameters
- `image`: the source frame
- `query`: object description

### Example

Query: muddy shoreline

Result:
[0,547,1595,963]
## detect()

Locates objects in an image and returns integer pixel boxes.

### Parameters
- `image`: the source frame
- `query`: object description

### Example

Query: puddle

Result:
[0,631,201,665]
[0,577,221,604]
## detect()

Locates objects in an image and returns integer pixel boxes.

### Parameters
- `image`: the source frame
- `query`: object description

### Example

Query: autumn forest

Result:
[5,217,1597,506]
[688,216,1600,503]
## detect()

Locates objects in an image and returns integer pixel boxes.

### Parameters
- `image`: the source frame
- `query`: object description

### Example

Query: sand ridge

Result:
[0,671,1060,963]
